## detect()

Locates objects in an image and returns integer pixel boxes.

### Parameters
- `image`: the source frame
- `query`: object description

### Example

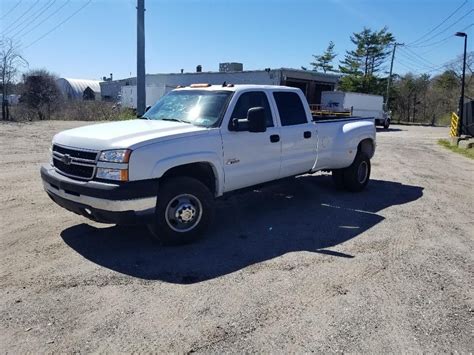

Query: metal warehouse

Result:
[56,78,102,100]
[100,65,339,108]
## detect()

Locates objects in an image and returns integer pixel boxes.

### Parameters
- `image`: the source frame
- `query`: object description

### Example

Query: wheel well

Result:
[161,162,216,195]
[358,139,375,159]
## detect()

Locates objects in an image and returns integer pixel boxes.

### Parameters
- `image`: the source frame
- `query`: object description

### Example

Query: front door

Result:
[221,91,281,192]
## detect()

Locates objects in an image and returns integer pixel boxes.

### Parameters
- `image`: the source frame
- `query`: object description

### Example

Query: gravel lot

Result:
[1,121,473,352]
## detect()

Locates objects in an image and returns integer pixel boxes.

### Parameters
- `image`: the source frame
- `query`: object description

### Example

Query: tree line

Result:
[2,30,472,125]
[306,27,473,125]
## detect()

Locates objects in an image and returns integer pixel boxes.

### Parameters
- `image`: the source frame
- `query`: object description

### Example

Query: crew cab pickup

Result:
[41,84,376,244]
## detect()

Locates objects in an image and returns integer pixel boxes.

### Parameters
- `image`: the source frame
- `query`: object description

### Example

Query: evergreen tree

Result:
[310,41,337,73]
[339,27,395,93]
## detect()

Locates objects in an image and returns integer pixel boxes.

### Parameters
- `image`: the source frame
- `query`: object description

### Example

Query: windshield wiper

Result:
[161,118,191,124]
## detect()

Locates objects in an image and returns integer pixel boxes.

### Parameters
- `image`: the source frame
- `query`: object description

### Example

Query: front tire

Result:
[147,177,214,245]
[343,152,371,192]
[384,119,390,129]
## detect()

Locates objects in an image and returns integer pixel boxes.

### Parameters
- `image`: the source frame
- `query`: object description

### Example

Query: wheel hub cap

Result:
[176,204,196,223]
[165,193,203,233]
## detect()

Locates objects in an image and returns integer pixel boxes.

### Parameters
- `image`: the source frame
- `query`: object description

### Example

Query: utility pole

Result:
[455,32,467,136]
[412,93,417,122]
[2,57,8,120]
[136,0,146,117]
[385,42,404,111]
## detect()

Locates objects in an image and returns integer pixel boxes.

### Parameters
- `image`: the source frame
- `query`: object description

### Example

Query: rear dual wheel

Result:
[332,151,371,192]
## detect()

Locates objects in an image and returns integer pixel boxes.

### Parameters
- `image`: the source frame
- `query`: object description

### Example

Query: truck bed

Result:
[312,115,375,122]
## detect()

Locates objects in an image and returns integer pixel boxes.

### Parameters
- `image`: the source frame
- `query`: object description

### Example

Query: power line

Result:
[9,0,58,38]
[4,0,54,36]
[0,0,23,21]
[402,47,437,67]
[13,0,71,40]
[395,59,419,73]
[417,24,473,54]
[410,9,473,47]
[410,33,454,49]
[395,56,453,75]
[2,0,39,33]
[396,52,439,72]
[397,49,435,69]
[22,0,92,50]
[408,0,468,45]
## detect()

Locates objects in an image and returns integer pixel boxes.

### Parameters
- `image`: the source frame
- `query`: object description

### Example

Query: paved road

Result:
[0,122,472,352]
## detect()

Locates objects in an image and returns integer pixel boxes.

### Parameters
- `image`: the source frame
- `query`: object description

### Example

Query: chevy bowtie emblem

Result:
[62,154,72,165]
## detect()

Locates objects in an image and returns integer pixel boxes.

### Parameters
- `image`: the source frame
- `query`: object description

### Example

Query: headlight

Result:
[99,149,131,163]
[96,167,129,181]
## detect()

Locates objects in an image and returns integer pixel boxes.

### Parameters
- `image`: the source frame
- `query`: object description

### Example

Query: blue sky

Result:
[1,0,472,80]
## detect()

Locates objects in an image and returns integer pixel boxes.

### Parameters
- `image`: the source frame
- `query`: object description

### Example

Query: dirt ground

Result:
[0,121,473,353]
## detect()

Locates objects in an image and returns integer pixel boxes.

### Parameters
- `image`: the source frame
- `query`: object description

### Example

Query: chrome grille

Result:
[52,144,98,180]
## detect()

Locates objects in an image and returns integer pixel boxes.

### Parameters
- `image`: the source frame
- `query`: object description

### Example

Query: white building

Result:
[56,78,102,101]
[101,65,339,108]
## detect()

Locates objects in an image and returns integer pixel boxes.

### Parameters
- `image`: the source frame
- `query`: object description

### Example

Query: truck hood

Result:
[53,119,208,150]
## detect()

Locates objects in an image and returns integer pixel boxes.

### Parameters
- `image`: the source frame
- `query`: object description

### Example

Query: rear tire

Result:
[147,177,214,245]
[343,152,371,192]
[384,119,390,129]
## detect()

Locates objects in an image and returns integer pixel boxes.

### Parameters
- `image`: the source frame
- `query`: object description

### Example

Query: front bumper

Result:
[41,165,158,224]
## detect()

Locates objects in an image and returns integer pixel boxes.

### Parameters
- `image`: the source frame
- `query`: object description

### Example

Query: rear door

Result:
[221,90,282,192]
[272,91,318,177]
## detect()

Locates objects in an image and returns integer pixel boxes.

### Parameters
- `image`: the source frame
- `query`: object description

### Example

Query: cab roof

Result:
[173,84,302,93]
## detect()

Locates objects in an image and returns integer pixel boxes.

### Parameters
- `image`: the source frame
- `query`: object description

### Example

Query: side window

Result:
[273,92,307,126]
[230,91,274,127]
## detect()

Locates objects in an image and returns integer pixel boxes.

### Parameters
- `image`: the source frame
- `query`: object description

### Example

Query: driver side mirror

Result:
[247,107,266,133]
[230,107,267,132]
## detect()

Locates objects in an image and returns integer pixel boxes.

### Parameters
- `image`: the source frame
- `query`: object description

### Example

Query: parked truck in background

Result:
[321,91,390,129]
[41,84,376,245]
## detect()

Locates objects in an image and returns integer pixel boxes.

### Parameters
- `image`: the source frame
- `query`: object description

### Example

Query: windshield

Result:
[143,90,232,127]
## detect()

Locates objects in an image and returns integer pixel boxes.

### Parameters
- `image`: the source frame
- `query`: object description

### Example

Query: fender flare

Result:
[151,152,224,196]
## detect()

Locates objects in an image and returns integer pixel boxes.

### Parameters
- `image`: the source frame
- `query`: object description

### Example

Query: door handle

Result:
[270,134,280,143]
[304,131,312,139]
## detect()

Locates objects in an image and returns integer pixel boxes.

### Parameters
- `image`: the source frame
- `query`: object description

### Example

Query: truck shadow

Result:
[61,176,423,284]
[376,127,404,132]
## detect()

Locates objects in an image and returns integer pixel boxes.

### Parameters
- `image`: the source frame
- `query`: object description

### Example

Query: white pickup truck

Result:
[41,84,376,244]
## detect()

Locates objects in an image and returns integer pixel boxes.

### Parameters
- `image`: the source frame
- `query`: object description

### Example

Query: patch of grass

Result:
[438,139,474,160]
[116,108,136,120]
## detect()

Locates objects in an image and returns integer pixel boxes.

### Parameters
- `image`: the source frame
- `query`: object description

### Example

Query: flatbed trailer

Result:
[310,104,352,118]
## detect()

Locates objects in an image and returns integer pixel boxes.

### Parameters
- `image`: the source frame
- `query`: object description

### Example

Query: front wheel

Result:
[384,119,390,129]
[147,177,214,245]
[342,152,371,192]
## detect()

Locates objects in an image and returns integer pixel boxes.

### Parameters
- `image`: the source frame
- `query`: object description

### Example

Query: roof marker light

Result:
[190,83,211,88]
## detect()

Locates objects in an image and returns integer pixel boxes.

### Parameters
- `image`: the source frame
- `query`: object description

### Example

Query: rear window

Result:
[273,92,307,126]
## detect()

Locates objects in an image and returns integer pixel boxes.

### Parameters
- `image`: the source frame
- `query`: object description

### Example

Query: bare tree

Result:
[446,51,474,99]
[20,69,62,120]
[1,38,27,120]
